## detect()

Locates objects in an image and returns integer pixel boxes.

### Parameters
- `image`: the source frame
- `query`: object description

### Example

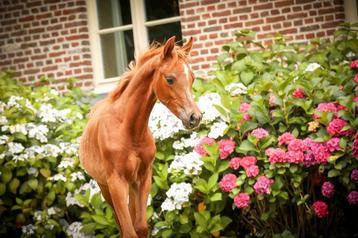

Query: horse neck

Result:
[112,58,158,140]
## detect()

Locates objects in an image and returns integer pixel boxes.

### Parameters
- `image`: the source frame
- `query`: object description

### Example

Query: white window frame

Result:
[86,0,181,94]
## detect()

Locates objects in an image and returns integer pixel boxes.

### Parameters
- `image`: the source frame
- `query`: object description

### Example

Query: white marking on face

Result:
[183,63,190,81]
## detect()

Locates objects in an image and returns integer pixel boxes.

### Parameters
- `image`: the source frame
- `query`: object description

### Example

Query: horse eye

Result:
[165,76,175,85]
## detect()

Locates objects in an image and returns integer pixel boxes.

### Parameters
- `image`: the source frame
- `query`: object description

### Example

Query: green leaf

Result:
[153,176,168,190]
[0,183,6,196]
[236,140,257,154]
[1,169,12,184]
[207,173,218,191]
[240,71,254,85]
[210,193,222,202]
[9,178,20,194]
[28,179,38,190]
[328,169,341,178]
[92,214,110,225]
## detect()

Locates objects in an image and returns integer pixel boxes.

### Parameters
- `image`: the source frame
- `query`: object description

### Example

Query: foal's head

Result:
[152,36,201,129]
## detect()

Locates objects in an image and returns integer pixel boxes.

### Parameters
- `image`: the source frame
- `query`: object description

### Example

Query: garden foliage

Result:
[0,23,358,238]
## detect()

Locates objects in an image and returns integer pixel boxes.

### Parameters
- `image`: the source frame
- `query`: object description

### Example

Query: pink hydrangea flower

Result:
[278,132,295,145]
[240,156,257,169]
[269,94,277,107]
[288,139,307,152]
[242,112,251,121]
[327,118,347,136]
[353,132,358,159]
[218,139,236,159]
[351,169,358,181]
[326,138,340,152]
[353,96,358,102]
[194,137,215,156]
[266,148,287,164]
[355,74,358,84]
[229,157,241,170]
[347,191,358,205]
[240,103,251,112]
[293,88,305,98]
[316,102,338,113]
[311,143,330,164]
[253,176,274,195]
[251,128,269,140]
[351,59,358,69]
[234,193,250,208]
[321,181,335,198]
[313,201,329,218]
[286,150,304,164]
[219,173,237,192]
[246,165,259,177]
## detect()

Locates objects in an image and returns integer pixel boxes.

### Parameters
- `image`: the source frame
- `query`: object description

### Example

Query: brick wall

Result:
[0,0,93,91]
[179,0,345,72]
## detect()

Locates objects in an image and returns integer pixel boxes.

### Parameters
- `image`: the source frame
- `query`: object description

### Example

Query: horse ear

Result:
[182,37,194,55]
[162,36,176,59]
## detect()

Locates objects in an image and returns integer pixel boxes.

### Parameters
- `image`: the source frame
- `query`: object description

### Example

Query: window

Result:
[87,0,182,93]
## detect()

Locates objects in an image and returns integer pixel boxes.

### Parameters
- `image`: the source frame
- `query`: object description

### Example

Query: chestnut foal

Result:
[79,36,201,238]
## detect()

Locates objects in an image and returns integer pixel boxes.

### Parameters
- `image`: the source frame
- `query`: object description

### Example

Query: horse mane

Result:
[108,41,189,102]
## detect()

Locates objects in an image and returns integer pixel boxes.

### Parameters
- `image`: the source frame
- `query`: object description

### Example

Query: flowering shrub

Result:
[0,74,118,237]
[148,24,358,238]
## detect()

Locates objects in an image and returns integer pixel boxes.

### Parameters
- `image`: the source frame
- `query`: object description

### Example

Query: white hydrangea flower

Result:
[21,224,36,235]
[0,101,6,113]
[59,142,79,156]
[149,103,184,140]
[7,96,23,109]
[42,144,61,157]
[59,157,75,169]
[173,132,200,151]
[197,93,222,122]
[33,210,43,221]
[66,192,84,208]
[169,152,203,176]
[27,167,38,176]
[66,222,91,238]
[304,62,321,72]
[26,123,49,143]
[161,182,193,211]
[7,142,25,154]
[45,224,55,230]
[225,82,247,96]
[0,116,8,125]
[71,172,85,182]
[208,121,228,139]
[346,51,355,58]
[47,207,60,216]
[49,174,67,182]
[0,135,9,145]
[25,99,36,112]
[37,104,70,123]
[13,154,29,163]
[50,89,59,96]
[9,124,27,135]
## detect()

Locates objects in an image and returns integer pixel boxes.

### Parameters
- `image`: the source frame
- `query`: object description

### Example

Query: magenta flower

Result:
[242,112,251,121]
[234,193,250,208]
[286,150,304,164]
[313,201,329,218]
[218,139,236,159]
[355,74,358,84]
[239,103,251,112]
[351,59,358,69]
[347,191,358,205]
[253,176,274,195]
[278,132,295,145]
[351,169,358,181]
[240,156,257,170]
[288,139,307,152]
[326,118,347,136]
[251,128,269,140]
[219,174,237,192]
[293,88,305,98]
[266,148,287,164]
[194,137,215,156]
[321,181,335,198]
[246,165,259,177]
[354,95,358,102]
[316,102,338,113]
[269,94,276,107]
[311,143,330,164]
[326,138,340,152]
[352,132,358,159]
[229,157,241,170]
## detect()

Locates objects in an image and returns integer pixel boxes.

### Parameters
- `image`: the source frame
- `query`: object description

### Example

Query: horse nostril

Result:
[189,113,200,127]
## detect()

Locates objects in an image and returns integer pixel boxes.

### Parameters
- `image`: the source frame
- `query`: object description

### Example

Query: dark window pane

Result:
[100,30,134,78]
[145,0,179,21]
[97,0,132,29]
[148,22,182,45]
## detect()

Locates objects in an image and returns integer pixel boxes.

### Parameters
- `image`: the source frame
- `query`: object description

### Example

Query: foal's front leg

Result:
[107,173,138,238]
[133,167,152,238]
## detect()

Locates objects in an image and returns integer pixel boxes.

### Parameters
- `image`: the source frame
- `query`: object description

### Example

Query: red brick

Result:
[253,2,273,10]
[275,0,293,7]
[245,19,264,27]
[266,15,285,23]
